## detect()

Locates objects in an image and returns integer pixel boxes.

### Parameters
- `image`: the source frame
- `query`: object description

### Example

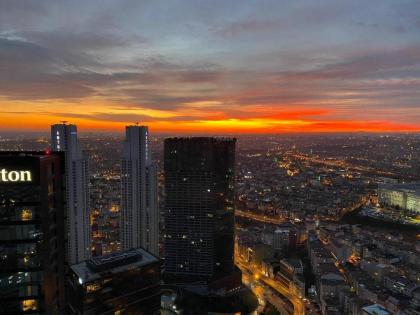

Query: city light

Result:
[1,1,419,314]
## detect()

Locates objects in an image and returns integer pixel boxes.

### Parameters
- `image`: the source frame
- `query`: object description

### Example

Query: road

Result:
[235,209,284,225]
[236,257,304,315]
[290,153,397,178]
[242,270,290,315]
[336,195,370,220]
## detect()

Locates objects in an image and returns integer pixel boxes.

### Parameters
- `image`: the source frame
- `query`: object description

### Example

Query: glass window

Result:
[21,299,38,311]
[20,208,33,221]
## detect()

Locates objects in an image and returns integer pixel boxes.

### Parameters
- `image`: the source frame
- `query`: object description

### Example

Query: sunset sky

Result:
[1,0,420,133]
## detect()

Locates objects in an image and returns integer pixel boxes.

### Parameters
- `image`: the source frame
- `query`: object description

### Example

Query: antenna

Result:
[60,120,68,125]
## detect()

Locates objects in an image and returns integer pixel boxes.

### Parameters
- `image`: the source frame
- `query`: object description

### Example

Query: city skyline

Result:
[1,125,420,314]
[2,2,420,314]
[1,1,420,133]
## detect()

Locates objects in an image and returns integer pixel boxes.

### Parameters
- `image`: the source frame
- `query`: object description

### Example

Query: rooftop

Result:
[379,183,420,194]
[71,248,159,284]
[281,258,303,270]
[362,304,392,315]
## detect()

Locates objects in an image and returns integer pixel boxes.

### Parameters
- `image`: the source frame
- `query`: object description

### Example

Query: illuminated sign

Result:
[0,169,33,182]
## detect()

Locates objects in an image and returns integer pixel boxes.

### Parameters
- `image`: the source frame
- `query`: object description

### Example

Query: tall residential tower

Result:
[121,125,159,256]
[164,137,237,284]
[51,123,91,264]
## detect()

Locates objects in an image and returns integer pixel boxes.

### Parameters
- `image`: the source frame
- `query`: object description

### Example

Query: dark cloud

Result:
[0,35,225,101]
[0,36,99,99]
[218,19,282,37]
[22,30,148,53]
[289,46,420,80]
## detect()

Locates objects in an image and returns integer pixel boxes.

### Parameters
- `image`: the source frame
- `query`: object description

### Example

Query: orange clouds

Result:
[2,106,420,134]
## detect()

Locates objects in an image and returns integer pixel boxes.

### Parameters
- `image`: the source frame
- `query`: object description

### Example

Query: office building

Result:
[164,137,237,284]
[0,152,67,314]
[51,123,91,264]
[378,183,420,215]
[68,248,161,314]
[121,125,159,256]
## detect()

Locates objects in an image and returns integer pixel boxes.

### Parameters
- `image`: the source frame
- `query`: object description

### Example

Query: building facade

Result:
[0,152,67,314]
[51,123,91,264]
[164,137,236,283]
[121,125,159,256]
[378,183,420,215]
[68,248,161,315]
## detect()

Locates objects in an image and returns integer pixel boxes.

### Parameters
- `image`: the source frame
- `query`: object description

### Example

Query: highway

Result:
[236,194,370,224]
[290,153,397,178]
[242,269,290,315]
[235,209,284,225]
[336,195,370,220]
[236,256,304,315]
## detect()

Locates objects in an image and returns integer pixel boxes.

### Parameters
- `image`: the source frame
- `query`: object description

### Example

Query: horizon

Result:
[2,129,420,138]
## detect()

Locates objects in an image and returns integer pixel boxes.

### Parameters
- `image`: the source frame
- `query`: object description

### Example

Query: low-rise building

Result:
[383,273,419,297]
[361,303,392,315]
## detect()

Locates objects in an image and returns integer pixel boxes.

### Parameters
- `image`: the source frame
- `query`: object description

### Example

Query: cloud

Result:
[0,0,420,132]
[22,30,148,53]
[218,19,282,37]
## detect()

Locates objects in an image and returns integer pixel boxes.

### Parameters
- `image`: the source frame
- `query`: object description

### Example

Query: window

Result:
[20,208,33,221]
[86,283,101,293]
[22,299,38,311]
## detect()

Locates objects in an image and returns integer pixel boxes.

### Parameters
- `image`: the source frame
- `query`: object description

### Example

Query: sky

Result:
[1,0,420,134]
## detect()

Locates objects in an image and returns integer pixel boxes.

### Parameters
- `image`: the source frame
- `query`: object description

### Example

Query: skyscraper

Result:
[121,125,159,256]
[51,123,91,264]
[0,152,67,314]
[164,137,236,284]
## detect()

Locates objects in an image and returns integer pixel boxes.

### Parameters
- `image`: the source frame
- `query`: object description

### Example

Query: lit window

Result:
[86,283,100,293]
[22,299,37,311]
[20,208,33,221]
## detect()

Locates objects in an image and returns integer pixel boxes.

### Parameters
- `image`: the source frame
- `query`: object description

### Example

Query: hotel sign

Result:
[0,169,33,182]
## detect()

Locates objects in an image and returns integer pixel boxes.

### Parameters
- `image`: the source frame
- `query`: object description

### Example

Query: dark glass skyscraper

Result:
[0,152,66,314]
[164,137,236,284]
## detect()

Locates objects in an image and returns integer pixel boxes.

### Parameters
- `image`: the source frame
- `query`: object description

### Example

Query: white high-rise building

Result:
[51,123,91,264]
[121,125,159,256]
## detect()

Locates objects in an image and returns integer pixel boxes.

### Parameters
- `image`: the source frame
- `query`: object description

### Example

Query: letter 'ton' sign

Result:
[0,169,32,182]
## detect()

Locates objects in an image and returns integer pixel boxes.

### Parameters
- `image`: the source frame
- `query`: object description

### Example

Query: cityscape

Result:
[1,1,420,315]
[1,129,419,314]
